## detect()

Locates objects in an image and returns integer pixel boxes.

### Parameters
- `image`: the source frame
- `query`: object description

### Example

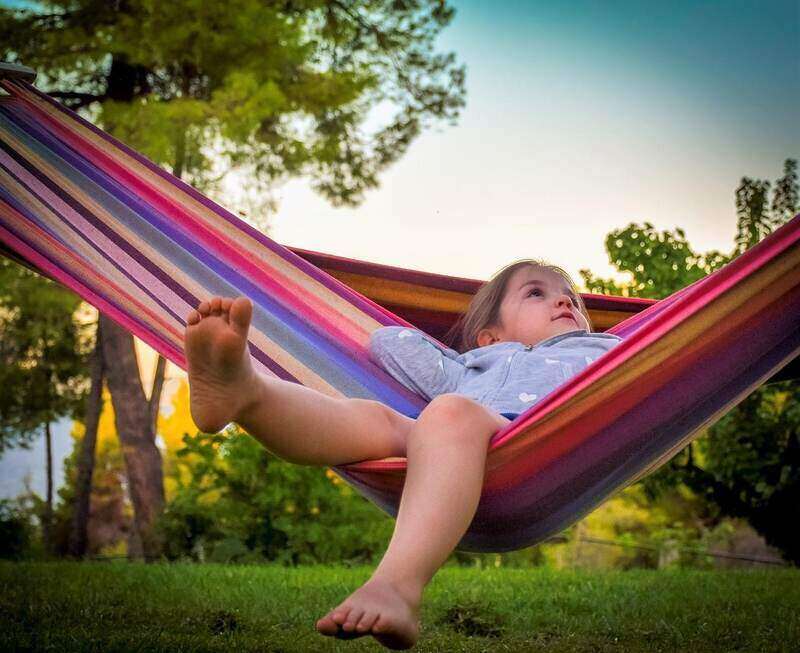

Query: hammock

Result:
[1,66,798,553]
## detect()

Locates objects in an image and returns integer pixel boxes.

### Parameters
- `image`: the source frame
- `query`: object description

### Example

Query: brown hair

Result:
[443,259,592,353]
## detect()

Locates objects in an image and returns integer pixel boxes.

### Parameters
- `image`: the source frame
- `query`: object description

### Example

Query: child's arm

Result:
[369,326,466,400]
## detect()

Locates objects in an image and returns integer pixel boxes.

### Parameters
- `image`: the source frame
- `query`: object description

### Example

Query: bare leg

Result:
[185,297,511,649]
[185,296,414,465]
[316,395,510,650]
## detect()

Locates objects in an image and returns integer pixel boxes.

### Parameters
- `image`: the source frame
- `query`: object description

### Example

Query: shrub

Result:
[157,428,394,564]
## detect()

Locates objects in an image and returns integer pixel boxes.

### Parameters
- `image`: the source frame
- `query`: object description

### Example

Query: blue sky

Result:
[269,0,799,284]
[2,0,799,498]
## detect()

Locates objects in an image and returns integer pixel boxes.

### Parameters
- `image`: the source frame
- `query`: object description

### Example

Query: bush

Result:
[158,428,394,564]
[0,499,37,560]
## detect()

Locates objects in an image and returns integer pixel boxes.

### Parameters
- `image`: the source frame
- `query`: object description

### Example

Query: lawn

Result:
[2,562,798,652]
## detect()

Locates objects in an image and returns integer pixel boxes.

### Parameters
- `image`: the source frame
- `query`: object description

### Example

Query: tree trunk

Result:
[99,314,164,560]
[43,421,53,555]
[149,354,167,432]
[68,324,105,558]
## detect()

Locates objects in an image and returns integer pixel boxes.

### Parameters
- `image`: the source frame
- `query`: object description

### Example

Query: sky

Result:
[2,0,799,498]
[263,0,799,285]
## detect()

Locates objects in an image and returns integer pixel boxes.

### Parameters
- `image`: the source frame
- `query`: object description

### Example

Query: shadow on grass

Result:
[436,598,505,638]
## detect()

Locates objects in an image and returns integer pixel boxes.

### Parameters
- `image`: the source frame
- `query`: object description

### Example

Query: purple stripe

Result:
[0,137,189,326]
[16,80,402,328]
[1,102,326,384]
[1,94,423,407]
[0,205,170,344]
[0,158,65,242]
[336,270,800,552]
[461,287,800,551]
[3,106,333,361]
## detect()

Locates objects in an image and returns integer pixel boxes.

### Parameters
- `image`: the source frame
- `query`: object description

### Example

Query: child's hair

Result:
[443,259,592,353]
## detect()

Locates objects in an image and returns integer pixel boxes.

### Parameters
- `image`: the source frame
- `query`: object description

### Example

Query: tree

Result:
[0,0,465,206]
[98,313,165,558]
[1,0,465,557]
[67,322,104,558]
[579,221,729,300]
[55,382,140,558]
[772,159,798,224]
[580,159,799,563]
[0,258,90,553]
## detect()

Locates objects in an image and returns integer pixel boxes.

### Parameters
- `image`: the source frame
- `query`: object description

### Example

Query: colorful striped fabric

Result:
[1,75,798,552]
[287,245,657,341]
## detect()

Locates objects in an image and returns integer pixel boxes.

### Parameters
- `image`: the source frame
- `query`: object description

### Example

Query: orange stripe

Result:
[327,269,640,329]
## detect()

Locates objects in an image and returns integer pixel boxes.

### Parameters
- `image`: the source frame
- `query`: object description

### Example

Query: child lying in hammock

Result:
[183,258,621,650]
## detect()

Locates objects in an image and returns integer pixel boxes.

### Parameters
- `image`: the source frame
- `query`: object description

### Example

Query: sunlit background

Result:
[2,0,799,496]
[266,0,799,283]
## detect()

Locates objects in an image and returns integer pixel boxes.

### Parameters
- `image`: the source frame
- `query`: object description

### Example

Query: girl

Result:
[183,258,622,650]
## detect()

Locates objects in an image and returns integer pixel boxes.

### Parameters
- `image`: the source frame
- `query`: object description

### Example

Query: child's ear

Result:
[476,327,500,347]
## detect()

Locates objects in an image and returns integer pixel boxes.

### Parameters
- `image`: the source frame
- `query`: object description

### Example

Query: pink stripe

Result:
[0,148,194,323]
[9,88,373,352]
[10,80,402,331]
[0,205,186,367]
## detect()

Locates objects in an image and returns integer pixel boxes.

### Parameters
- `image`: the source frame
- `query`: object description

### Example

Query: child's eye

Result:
[527,288,543,297]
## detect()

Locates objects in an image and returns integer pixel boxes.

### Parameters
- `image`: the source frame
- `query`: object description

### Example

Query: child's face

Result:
[477,266,590,347]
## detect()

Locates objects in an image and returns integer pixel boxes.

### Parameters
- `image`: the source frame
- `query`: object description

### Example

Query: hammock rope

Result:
[1,71,798,552]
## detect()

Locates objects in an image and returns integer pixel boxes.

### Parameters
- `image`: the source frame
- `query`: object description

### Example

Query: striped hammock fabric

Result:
[1,74,799,553]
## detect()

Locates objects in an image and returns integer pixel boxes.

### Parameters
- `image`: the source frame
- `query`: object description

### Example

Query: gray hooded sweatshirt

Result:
[369,326,623,417]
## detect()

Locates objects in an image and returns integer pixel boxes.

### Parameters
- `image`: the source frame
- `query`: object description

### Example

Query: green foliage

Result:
[0,499,38,560]
[1,0,466,206]
[678,383,800,563]
[580,222,730,299]
[772,159,799,223]
[581,158,800,564]
[735,177,773,254]
[0,259,91,450]
[159,427,394,564]
[704,387,798,500]
[734,159,799,254]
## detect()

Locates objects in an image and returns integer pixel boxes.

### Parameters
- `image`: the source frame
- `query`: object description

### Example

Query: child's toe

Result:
[197,300,210,316]
[230,297,253,335]
[373,613,392,633]
[210,297,223,314]
[343,608,365,630]
[315,614,338,635]
[356,611,379,632]
[331,606,351,625]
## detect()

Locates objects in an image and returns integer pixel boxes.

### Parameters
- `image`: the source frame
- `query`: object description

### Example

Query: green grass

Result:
[2,561,798,652]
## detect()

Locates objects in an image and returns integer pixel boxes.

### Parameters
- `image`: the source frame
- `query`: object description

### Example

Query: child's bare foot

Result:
[184,296,258,433]
[315,577,421,650]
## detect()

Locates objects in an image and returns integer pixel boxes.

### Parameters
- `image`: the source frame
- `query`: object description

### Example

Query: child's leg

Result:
[185,296,414,465]
[316,395,510,650]
[240,375,414,465]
